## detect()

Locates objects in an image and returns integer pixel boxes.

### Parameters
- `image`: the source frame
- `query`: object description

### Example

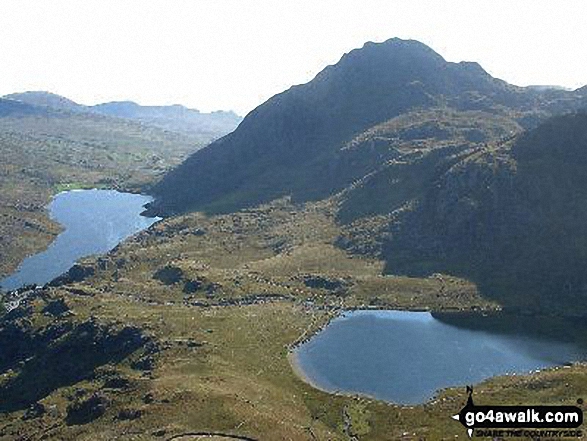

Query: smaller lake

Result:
[294,310,587,405]
[1,189,159,291]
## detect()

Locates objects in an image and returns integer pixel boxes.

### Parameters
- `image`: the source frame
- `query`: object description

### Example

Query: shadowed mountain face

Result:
[147,38,584,216]
[144,37,587,313]
[382,113,587,313]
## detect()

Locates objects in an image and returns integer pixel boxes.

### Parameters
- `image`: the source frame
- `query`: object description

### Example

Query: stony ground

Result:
[1,199,585,440]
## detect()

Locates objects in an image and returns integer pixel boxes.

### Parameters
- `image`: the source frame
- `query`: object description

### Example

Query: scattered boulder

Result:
[65,393,109,425]
[153,266,184,285]
[42,298,69,316]
[116,408,142,421]
[21,402,46,420]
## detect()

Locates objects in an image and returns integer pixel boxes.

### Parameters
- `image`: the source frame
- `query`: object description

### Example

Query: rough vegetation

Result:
[380,112,587,314]
[2,38,587,440]
[0,94,238,278]
[4,197,586,440]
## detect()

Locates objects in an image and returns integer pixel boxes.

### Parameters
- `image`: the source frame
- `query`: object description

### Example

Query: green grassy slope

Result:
[0,98,201,278]
[1,199,585,440]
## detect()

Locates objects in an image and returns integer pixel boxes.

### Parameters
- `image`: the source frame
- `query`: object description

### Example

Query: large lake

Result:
[1,189,158,291]
[294,310,587,405]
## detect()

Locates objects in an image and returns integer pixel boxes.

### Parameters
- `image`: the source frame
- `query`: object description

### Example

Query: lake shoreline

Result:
[288,308,587,407]
[0,189,159,293]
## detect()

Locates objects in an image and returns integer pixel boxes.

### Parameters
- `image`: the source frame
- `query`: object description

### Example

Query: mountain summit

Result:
[147,38,563,216]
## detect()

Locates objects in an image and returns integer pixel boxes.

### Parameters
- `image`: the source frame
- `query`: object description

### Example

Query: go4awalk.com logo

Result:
[451,386,584,438]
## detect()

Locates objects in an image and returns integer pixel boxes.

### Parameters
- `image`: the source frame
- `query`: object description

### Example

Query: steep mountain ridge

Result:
[148,38,584,216]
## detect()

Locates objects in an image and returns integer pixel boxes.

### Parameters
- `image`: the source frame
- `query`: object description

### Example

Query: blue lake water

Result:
[1,189,158,291]
[295,310,587,405]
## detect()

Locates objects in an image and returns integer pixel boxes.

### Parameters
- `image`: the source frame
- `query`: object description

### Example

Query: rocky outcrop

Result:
[153,265,184,285]
[65,392,109,425]
[48,263,95,286]
[0,304,151,412]
[382,113,587,313]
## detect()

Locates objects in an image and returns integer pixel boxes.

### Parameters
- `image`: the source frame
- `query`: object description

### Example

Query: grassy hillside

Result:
[2,199,586,440]
[2,38,587,440]
[0,98,201,278]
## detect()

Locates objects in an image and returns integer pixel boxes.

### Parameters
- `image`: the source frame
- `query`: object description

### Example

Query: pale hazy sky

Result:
[0,0,585,116]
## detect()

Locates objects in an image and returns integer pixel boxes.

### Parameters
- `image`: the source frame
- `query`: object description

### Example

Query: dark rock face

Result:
[382,113,587,313]
[66,393,109,425]
[153,265,184,285]
[0,314,149,413]
[21,402,46,420]
[49,264,95,286]
[42,298,70,316]
[103,376,130,390]
[303,275,351,295]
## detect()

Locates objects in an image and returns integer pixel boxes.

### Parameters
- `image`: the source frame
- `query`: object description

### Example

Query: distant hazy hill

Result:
[3,92,242,142]
[0,96,202,277]
[524,85,572,92]
[92,101,241,140]
[148,38,585,216]
[3,91,85,113]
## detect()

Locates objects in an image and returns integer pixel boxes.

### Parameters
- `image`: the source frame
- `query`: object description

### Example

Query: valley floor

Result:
[1,199,586,440]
